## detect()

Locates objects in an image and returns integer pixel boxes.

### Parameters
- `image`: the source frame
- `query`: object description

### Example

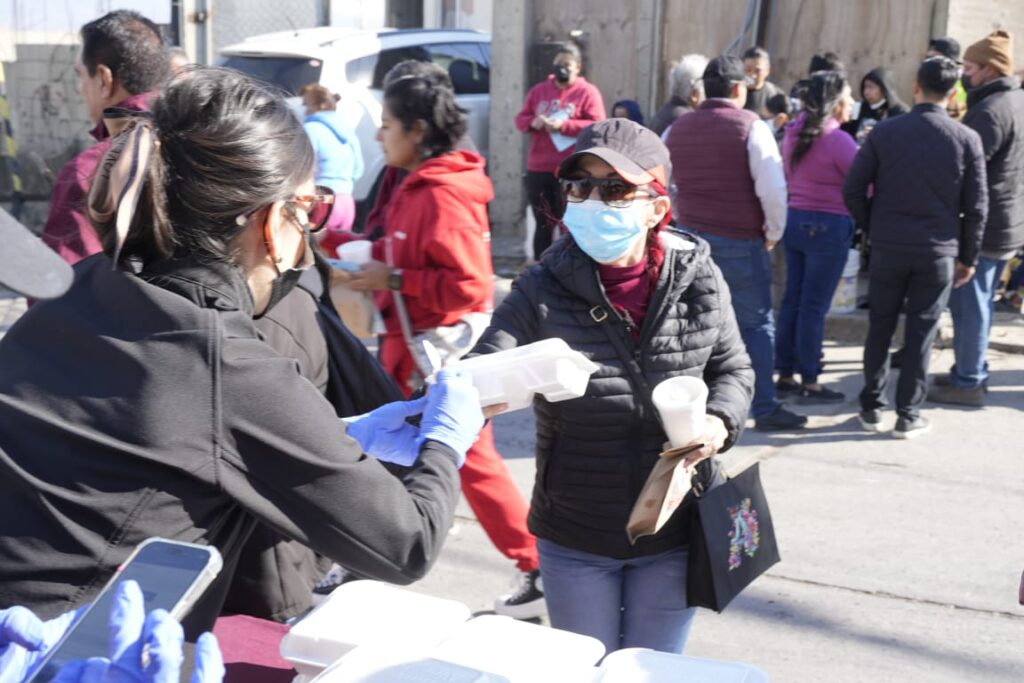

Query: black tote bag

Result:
[687,462,780,612]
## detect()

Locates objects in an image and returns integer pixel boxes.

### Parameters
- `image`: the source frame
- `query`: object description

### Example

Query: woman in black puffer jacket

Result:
[471,119,753,655]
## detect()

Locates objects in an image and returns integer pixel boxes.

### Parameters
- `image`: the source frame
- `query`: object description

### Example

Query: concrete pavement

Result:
[411,341,1024,682]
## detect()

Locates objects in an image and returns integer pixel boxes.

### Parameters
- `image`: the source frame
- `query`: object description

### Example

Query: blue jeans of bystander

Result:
[537,538,696,655]
[948,256,1006,388]
[690,230,777,418]
[775,208,854,384]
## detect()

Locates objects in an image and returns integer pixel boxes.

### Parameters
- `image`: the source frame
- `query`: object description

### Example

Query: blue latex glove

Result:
[0,605,81,683]
[416,369,484,467]
[0,581,223,683]
[345,396,429,467]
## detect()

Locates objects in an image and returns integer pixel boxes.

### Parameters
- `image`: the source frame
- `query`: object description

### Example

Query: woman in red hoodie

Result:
[346,73,545,618]
[515,42,606,261]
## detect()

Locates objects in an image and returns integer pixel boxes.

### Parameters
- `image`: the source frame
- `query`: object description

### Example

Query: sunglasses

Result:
[560,177,654,208]
[286,185,336,233]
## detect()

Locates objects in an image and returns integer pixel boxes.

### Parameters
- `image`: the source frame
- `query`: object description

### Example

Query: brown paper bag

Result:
[328,269,375,339]
[626,444,701,544]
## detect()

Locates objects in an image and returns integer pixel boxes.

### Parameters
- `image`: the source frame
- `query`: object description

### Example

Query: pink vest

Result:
[666,100,765,240]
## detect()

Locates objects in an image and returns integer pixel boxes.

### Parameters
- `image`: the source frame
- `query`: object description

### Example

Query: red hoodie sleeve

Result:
[559,82,606,138]
[399,188,491,313]
[514,85,541,134]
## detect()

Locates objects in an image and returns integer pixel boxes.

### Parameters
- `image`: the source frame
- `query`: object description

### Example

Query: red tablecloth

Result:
[213,615,296,683]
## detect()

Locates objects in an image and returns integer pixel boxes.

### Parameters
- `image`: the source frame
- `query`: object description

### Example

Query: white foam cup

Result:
[651,376,709,448]
[336,240,373,265]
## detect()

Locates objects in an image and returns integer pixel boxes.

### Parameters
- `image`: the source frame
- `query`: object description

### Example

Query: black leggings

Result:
[525,171,566,260]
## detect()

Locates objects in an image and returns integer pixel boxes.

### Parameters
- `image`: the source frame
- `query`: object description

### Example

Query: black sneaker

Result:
[754,406,808,431]
[798,385,846,404]
[775,378,801,398]
[493,569,546,620]
[311,563,354,605]
[893,415,931,439]
[858,410,884,432]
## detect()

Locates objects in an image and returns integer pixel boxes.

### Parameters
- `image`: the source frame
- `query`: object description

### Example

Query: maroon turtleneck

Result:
[599,259,653,339]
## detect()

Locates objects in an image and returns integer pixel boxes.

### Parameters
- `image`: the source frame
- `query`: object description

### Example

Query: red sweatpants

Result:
[381,336,539,572]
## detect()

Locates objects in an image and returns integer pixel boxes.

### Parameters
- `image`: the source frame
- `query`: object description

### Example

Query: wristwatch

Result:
[387,268,404,291]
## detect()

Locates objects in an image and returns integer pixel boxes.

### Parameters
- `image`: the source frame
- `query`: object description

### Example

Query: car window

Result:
[217,55,323,96]
[345,42,490,95]
[347,46,432,89]
[428,43,490,95]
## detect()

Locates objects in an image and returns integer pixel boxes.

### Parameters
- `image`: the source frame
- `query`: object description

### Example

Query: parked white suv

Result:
[219,27,491,222]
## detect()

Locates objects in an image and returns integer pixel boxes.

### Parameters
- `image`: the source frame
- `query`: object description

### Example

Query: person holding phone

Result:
[469,119,754,654]
[0,67,485,634]
[0,580,223,682]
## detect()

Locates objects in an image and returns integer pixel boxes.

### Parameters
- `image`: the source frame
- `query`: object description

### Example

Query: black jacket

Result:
[471,231,754,559]
[0,254,459,631]
[841,67,910,139]
[650,97,692,137]
[843,103,988,265]
[962,75,1024,254]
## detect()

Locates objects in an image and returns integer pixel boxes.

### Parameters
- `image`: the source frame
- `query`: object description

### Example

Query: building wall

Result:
[946,0,1024,72]
[762,0,943,107]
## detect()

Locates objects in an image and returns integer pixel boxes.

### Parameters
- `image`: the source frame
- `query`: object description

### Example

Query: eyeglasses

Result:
[287,185,336,233]
[235,185,337,233]
[560,177,654,208]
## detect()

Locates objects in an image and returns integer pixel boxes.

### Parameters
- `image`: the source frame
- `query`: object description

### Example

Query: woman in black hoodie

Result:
[841,67,909,142]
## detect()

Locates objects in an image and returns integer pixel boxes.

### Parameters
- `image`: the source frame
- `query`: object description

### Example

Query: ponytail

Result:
[88,108,175,265]
[87,67,314,267]
[790,70,847,170]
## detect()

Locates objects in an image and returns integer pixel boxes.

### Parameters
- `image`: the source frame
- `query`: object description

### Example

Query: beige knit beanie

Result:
[963,30,1015,76]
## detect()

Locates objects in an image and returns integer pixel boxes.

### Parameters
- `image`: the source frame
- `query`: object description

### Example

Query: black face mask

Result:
[960,74,975,92]
[552,64,571,83]
[259,219,314,317]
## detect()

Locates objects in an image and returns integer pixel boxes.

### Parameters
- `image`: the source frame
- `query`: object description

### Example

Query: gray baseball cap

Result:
[0,207,72,299]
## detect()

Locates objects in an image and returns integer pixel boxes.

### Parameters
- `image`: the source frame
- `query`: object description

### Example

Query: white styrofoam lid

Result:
[310,646,510,682]
[594,648,770,683]
[428,615,605,681]
[280,581,472,669]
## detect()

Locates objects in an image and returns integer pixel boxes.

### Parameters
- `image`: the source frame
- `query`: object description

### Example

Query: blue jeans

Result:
[537,539,696,655]
[948,256,1006,388]
[776,209,854,383]
[691,230,777,418]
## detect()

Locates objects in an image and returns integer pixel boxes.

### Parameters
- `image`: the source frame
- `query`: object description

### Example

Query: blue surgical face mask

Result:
[563,199,651,264]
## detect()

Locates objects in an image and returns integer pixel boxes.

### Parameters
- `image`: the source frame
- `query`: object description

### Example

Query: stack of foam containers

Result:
[593,648,771,682]
[279,581,472,682]
[308,615,603,683]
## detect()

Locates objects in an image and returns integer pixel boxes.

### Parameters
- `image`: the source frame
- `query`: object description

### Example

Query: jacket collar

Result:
[912,102,947,115]
[140,257,256,317]
[700,98,742,112]
[89,91,156,142]
[539,229,710,309]
[967,75,1022,108]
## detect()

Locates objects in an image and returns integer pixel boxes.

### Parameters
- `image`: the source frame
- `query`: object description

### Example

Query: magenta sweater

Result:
[514,76,606,173]
[782,114,859,216]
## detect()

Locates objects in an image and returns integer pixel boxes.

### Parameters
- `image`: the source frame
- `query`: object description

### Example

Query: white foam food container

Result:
[427,615,604,682]
[309,644,512,683]
[593,648,771,683]
[279,580,472,680]
[446,338,599,412]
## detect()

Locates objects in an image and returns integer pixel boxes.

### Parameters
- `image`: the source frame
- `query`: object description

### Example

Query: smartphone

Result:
[28,538,222,682]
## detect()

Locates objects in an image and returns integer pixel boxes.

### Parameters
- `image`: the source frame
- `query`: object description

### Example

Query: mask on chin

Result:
[563,199,651,264]
[259,219,314,317]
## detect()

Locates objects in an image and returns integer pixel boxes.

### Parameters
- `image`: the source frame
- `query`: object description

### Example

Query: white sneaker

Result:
[493,570,546,620]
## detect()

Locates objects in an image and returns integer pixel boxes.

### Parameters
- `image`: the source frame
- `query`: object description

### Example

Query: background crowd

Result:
[0,7,1021,682]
